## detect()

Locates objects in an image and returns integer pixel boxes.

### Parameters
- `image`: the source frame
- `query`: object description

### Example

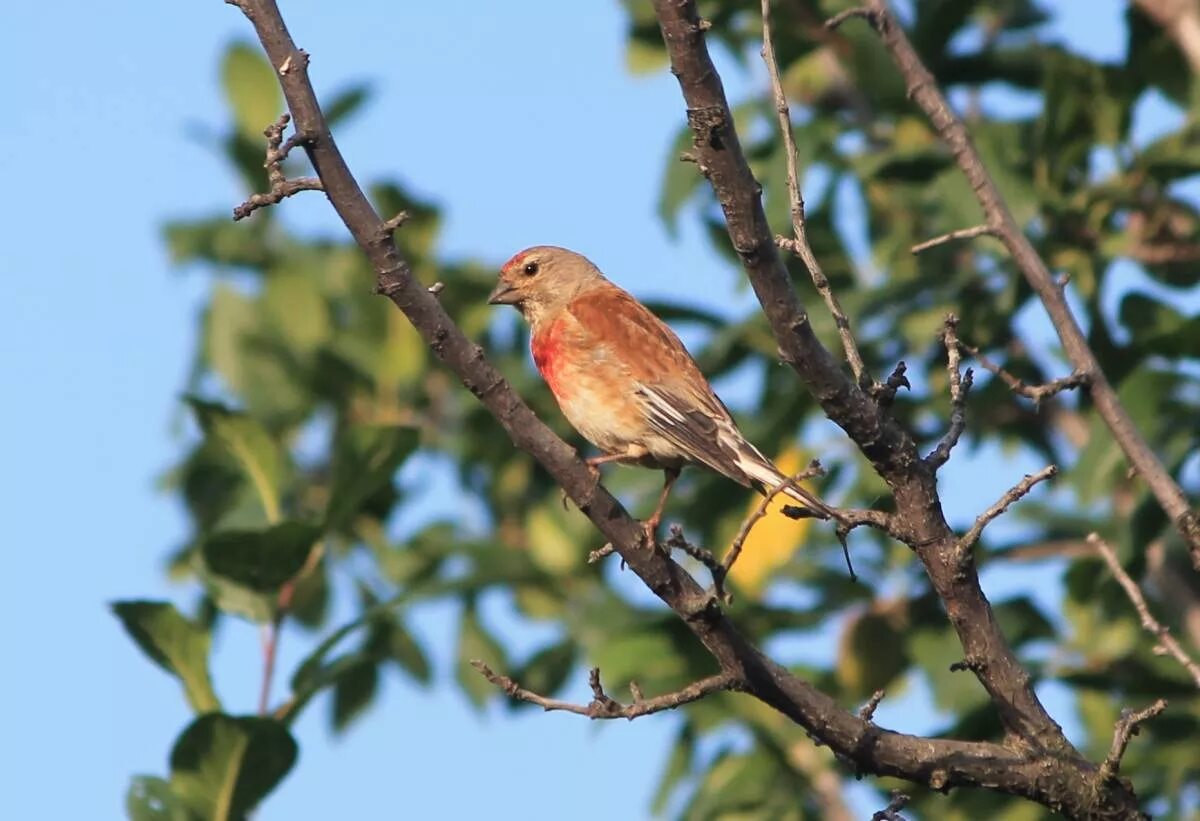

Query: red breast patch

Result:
[531,317,568,398]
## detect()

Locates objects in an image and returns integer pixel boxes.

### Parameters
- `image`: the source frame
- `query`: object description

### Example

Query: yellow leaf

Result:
[726,447,813,596]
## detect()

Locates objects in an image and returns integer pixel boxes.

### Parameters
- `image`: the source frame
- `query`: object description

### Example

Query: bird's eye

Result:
[523,261,539,276]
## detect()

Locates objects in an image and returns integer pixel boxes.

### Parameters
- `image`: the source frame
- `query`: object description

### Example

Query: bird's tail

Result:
[736,451,837,521]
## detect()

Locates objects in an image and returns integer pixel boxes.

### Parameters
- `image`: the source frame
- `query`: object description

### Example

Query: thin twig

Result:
[233,112,324,220]
[721,462,825,590]
[471,661,739,719]
[1090,534,1200,688]
[258,542,323,715]
[958,466,1058,559]
[1099,699,1168,781]
[762,0,868,387]
[824,6,877,31]
[926,315,974,469]
[911,223,994,254]
[665,524,724,585]
[958,340,1089,408]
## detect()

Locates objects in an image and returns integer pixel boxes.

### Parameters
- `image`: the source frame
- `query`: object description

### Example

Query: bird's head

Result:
[488,246,603,326]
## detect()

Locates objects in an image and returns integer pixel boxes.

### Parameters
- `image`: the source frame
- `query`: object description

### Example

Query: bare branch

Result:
[762,0,868,386]
[1099,699,1168,782]
[958,466,1058,559]
[911,223,994,254]
[925,315,974,470]
[1090,534,1200,688]
[958,340,1089,408]
[471,661,739,719]
[233,112,323,220]
[851,0,1200,562]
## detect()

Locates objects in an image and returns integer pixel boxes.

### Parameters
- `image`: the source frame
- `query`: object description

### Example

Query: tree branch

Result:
[850,0,1200,564]
[471,662,740,719]
[761,0,868,386]
[1090,534,1200,688]
[228,0,1145,814]
[650,2,1149,813]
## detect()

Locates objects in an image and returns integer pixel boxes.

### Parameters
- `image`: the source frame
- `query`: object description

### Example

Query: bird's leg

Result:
[643,467,680,547]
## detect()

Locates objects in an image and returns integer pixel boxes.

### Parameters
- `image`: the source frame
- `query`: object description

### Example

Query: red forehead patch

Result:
[501,249,530,274]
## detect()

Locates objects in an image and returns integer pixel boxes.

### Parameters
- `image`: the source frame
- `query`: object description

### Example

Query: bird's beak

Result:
[487,280,520,305]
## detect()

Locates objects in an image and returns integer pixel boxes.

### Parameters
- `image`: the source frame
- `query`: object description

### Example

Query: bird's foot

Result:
[583,459,603,484]
[641,516,664,551]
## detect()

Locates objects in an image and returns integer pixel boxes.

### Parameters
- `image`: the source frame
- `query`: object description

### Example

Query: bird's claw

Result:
[641,518,666,551]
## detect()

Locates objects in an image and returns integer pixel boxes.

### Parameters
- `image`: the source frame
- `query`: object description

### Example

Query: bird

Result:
[487,245,835,542]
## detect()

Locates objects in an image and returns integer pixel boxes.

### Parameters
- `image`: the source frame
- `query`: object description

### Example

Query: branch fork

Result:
[233,112,324,221]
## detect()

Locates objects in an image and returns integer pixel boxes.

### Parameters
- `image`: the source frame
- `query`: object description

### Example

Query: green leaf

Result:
[169,714,297,821]
[126,776,189,821]
[111,601,220,713]
[375,617,432,684]
[325,426,418,532]
[187,398,285,522]
[324,83,372,127]
[331,657,379,732]
[221,43,283,142]
[202,521,320,595]
[456,607,507,708]
[284,593,406,723]
[651,724,695,815]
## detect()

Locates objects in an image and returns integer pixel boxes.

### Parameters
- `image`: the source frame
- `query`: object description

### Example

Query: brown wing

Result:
[567,285,763,486]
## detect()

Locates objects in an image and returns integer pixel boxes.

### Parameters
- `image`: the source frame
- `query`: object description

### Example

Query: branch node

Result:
[872,361,910,407]
[427,281,446,297]
[381,210,409,236]
[949,656,986,674]
[925,315,973,469]
[232,112,324,221]
[858,689,886,721]
[1099,699,1167,781]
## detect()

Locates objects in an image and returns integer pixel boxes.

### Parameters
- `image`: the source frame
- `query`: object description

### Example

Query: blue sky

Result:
[0,1,1139,819]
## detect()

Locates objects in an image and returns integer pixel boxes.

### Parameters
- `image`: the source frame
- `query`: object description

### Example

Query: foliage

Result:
[115,2,1199,818]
